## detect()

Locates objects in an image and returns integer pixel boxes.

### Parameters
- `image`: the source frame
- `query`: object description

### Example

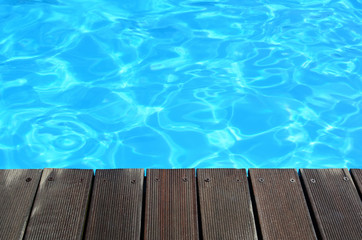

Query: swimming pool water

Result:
[0,0,361,169]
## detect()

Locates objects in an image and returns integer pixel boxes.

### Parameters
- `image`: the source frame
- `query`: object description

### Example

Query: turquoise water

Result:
[0,0,361,169]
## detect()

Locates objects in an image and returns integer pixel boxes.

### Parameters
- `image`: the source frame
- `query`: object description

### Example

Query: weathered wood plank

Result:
[144,169,199,240]
[24,168,93,240]
[0,169,42,240]
[350,169,362,198]
[301,168,362,240]
[84,169,144,240]
[249,168,317,240]
[197,169,257,240]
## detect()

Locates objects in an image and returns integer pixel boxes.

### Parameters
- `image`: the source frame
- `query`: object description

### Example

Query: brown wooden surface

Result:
[84,169,144,240]
[0,169,42,240]
[197,169,257,240]
[24,168,93,240]
[249,168,317,240]
[351,169,362,198]
[144,169,199,240]
[301,168,362,240]
[1,167,361,239]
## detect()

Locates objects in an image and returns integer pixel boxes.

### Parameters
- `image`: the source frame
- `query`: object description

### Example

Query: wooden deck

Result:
[0,168,361,240]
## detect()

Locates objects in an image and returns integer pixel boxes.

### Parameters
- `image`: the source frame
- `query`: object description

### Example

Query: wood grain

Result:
[301,168,362,240]
[84,169,144,240]
[0,169,42,240]
[197,168,257,240]
[24,168,93,240]
[144,169,199,240]
[350,169,362,198]
[249,168,317,240]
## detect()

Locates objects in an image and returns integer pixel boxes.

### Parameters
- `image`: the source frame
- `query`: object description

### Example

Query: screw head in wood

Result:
[290,178,296,183]
[343,177,349,181]
[182,177,188,182]
[131,179,136,184]
[26,177,32,182]
[204,178,210,182]
[236,179,241,182]
[154,178,160,182]
[258,178,264,183]
[310,179,316,183]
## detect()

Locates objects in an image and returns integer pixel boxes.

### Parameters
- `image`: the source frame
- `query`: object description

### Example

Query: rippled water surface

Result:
[0,0,361,169]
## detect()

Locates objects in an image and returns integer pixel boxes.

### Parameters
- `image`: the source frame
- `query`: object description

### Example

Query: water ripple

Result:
[0,0,361,169]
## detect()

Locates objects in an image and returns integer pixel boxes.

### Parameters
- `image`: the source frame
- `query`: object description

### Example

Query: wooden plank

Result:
[301,168,362,240]
[84,169,144,240]
[144,169,199,240]
[249,168,317,240]
[350,169,362,198]
[0,169,42,239]
[24,168,93,240]
[197,169,257,240]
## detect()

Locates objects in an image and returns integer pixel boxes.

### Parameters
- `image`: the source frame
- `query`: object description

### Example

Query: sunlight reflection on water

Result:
[0,0,361,169]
